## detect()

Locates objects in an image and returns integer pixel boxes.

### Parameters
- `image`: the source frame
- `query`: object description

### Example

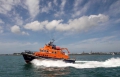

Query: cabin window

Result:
[43,50,46,52]
[52,51,56,54]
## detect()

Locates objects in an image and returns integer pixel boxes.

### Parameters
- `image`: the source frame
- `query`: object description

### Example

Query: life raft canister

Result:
[56,46,61,50]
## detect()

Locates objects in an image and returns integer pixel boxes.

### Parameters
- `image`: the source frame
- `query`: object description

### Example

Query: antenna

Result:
[52,39,55,42]
[50,39,55,44]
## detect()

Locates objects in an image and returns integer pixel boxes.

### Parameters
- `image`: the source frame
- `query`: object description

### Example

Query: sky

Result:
[0,0,120,54]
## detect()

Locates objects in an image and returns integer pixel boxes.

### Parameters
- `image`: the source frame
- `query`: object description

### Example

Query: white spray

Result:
[31,57,120,69]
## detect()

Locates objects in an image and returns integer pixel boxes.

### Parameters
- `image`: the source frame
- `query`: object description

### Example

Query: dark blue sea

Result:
[0,55,120,77]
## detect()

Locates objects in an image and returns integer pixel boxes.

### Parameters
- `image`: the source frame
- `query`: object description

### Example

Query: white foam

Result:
[31,57,120,69]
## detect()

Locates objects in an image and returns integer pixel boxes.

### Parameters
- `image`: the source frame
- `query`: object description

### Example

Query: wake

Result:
[31,57,120,69]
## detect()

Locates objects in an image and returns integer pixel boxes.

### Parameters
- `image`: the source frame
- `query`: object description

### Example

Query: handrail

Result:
[61,48,70,54]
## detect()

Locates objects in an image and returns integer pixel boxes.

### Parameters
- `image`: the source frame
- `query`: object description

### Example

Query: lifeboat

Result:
[21,39,76,63]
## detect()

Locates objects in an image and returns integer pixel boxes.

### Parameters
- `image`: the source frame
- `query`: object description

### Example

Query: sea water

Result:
[0,55,120,77]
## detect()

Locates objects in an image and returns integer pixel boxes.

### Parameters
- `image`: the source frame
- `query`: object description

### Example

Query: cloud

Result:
[41,2,52,13]
[0,0,20,14]
[0,0,13,14]
[25,0,40,18]
[11,25,21,34]
[72,11,81,18]
[0,26,3,33]
[24,14,108,33]
[0,0,24,27]
[74,0,83,8]
[24,21,48,31]
[53,0,58,6]
[0,19,4,24]
[109,0,120,16]
[80,36,115,44]
[11,25,29,35]
[62,36,120,52]
[57,14,108,32]
[60,0,66,11]
[0,0,40,24]
[54,11,64,17]
[72,0,90,18]
[46,20,63,30]
[24,20,63,31]
[54,0,66,17]
[12,12,23,26]
[22,31,29,35]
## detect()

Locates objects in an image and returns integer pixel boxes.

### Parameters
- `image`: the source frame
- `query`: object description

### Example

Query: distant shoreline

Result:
[0,54,119,56]
[0,51,119,56]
